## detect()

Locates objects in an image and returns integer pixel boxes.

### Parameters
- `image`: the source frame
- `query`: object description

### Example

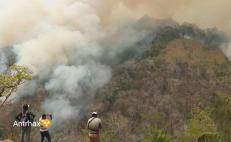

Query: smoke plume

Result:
[0,0,231,126]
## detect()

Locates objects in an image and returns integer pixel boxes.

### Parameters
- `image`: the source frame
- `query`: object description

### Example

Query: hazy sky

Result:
[0,0,230,32]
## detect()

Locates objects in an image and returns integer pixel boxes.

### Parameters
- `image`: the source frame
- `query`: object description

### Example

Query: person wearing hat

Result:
[87,112,102,142]
[16,104,35,142]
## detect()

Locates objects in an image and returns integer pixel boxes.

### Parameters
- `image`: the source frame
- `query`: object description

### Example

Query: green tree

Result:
[139,126,175,142]
[197,133,224,142]
[0,65,32,107]
[210,92,231,141]
[182,107,218,142]
[101,131,117,142]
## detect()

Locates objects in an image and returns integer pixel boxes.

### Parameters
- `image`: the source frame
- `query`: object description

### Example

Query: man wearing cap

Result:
[87,112,102,142]
[15,104,35,142]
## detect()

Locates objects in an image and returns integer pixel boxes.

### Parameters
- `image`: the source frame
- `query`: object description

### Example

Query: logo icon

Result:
[41,119,52,129]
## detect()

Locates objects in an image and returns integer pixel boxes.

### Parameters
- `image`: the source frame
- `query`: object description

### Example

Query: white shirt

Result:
[39,115,52,132]
[87,117,102,133]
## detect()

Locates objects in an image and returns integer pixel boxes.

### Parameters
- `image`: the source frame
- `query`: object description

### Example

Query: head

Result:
[22,104,29,112]
[42,114,46,119]
[92,112,98,118]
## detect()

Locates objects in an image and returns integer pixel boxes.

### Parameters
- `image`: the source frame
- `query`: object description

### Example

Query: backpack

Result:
[21,112,34,123]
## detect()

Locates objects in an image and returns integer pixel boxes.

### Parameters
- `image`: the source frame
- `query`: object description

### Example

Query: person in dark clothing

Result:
[39,114,52,142]
[40,131,51,142]
[15,104,35,142]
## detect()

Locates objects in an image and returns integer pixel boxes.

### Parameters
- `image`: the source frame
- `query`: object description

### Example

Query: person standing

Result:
[16,104,35,142]
[39,114,52,142]
[87,112,102,142]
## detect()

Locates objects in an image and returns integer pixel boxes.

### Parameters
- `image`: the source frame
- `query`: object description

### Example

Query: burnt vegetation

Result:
[84,24,231,142]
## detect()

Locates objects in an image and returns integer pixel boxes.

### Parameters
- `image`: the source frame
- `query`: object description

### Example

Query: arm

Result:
[49,114,52,120]
[99,119,102,129]
[39,117,45,127]
[99,123,102,129]
[15,113,22,121]
[30,112,35,118]
[87,119,90,129]
[28,112,35,121]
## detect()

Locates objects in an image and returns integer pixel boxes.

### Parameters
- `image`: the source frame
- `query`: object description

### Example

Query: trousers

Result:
[89,133,100,142]
[40,131,51,142]
[21,127,31,142]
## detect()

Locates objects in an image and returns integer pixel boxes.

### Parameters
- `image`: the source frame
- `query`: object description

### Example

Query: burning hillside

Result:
[1,0,231,142]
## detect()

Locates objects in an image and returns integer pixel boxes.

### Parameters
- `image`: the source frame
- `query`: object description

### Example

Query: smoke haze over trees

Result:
[0,0,231,141]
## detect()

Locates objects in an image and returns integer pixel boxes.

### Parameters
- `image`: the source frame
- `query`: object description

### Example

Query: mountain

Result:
[83,38,231,142]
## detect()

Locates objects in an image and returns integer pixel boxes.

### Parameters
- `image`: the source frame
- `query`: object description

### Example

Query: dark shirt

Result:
[16,111,35,122]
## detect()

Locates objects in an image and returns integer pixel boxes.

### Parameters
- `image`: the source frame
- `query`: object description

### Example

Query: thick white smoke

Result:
[0,50,8,73]
[0,48,15,73]
[43,64,111,124]
[0,0,154,126]
[10,0,112,125]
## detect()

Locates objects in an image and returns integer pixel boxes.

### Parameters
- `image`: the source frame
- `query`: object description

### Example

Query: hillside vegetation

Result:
[84,38,231,142]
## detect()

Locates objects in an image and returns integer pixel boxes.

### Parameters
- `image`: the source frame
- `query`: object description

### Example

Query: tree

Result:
[210,92,231,141]
[139,126,175,142]
[182,107,218,142]
[0,65,32,108]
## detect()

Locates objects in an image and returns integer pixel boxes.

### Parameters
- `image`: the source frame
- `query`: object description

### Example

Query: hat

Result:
[23,104,29,109]
[92,112,97,115]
